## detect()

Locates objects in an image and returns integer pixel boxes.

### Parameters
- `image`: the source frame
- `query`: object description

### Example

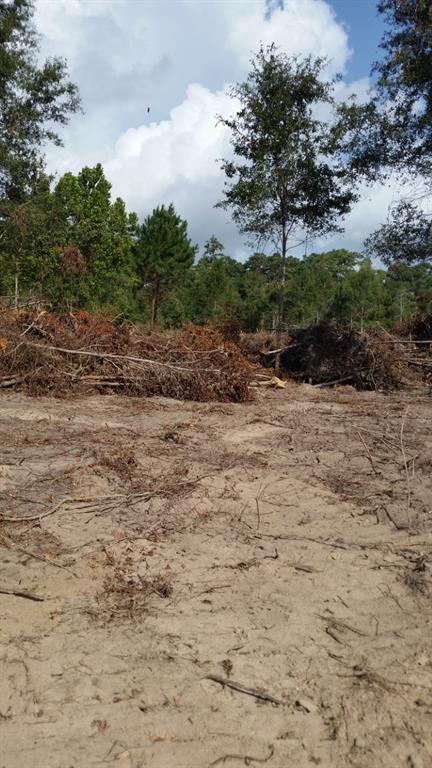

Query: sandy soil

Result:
[1,384,432,768]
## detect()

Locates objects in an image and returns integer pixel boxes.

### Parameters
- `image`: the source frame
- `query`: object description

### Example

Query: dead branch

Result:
[26,341,220,374]
[209,745,275,767]
[205,675,286,706]
[0,587,44,602]
[0,534,78,577]
[0,500,64,523]
[400,408,412,520]
[356,430,380,475]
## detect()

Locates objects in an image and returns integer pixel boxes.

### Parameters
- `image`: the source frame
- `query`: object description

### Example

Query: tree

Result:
[338,0,432,181]
[0,174,64,301]
[374,0,432,176]
[52,164,137,309]
[365,200,432,266]
[0,0,80,207]
[0,0,80,304]
[345,259,385,329]
[218,45,356,328]
[135,204,196,332]
[185,238,242,325]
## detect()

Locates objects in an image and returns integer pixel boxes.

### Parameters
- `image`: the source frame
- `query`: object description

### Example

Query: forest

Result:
[0,0,431,333]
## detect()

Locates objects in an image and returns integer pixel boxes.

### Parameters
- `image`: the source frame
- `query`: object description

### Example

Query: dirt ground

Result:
[1,384,432,768]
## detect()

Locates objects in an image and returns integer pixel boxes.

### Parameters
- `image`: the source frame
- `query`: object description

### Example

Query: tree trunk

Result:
[150,281,160,334]
[277,224,287,343]
[14,272,19,310]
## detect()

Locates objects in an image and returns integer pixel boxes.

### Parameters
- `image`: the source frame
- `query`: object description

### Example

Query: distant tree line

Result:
[0,0,430,332]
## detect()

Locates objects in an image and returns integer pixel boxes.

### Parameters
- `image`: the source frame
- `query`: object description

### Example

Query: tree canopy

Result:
[218,46,356,255]
[365,200,432,266]
[0,0,80,208]
[374,0,432,175]
[135,204,197,331]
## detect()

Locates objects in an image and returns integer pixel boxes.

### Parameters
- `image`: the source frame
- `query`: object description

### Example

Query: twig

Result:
[255,497,261,531]
[26,341,221,374]
[254,532,350,550]
[326,627,347,646]
[0,587,44,602]
[0,534,78,577]
[0,500,64,523]
[313,370,366,388]
[19,310,46,337]
[209,745,275,767]
[400,408,411,521]
[356,431,380,475]
[317,613,366,636]
[382,338,432,345]
[205,675,286,706]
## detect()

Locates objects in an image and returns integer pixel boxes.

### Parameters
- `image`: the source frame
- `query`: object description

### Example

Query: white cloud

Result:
[315,178,409,256]
[105,84,236,249]
[35,0,389,257]
[225,0,350,75]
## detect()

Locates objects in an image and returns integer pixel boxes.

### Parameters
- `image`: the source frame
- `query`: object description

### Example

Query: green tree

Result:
[135,204,196,332]
[0,0,80,206]
[338,0,432,181]
[365,200,432,266]
[185,238,242,324]
[51,164,136,309]
[218,45,356,328]
[346,259,385,329]
[375,0,432,175]
[0,174,64,299]
[0,0,80,305]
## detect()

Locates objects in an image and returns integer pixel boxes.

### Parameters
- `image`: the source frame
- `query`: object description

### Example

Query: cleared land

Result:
[1,385,431,768]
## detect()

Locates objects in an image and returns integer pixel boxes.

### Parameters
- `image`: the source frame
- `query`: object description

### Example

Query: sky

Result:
[34,0,398,260]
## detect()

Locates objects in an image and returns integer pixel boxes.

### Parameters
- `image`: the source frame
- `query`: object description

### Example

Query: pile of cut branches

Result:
[0,309,257,402]
[257,323,413,390]
[394,312,432,342]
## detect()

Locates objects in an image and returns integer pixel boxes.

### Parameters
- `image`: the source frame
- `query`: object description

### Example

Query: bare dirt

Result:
[1,384,432,768]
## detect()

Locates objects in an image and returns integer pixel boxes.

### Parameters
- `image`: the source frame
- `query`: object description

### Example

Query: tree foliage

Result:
[339,0,432,180]
[0,164,137,310]
[135,204,197,331]
[0,0,80,207]
[365,200,432,265]
[218,46,356,258]
[375,0,432,175]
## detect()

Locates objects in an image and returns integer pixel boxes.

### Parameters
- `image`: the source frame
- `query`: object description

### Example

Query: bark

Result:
[150,280,160,334]
[14,272,19,310]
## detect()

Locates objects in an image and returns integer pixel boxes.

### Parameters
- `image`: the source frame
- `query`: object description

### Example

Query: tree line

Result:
[0,0,430,332]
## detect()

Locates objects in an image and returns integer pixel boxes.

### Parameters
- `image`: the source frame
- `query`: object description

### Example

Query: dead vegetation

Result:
[1,308,431,400]
[0,308,258,402]
[243,321,432,390]
[97,567,173,622]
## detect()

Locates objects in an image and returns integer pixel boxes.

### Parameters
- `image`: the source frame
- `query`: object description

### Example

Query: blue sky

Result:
[331,0,385,80]
[35,0,397,259]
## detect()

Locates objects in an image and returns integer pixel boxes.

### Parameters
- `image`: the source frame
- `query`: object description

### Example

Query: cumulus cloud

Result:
[105,84,236,248]
[34,0,390,257]
[224,0,350,75]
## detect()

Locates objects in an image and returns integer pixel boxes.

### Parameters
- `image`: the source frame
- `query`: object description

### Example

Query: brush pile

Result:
[395,312,432,343]
[255,323,413,390]
[0,309,257,402]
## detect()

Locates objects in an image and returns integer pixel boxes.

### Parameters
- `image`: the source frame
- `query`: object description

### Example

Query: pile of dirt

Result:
[256,323,412,390]
[0,309,257,402]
